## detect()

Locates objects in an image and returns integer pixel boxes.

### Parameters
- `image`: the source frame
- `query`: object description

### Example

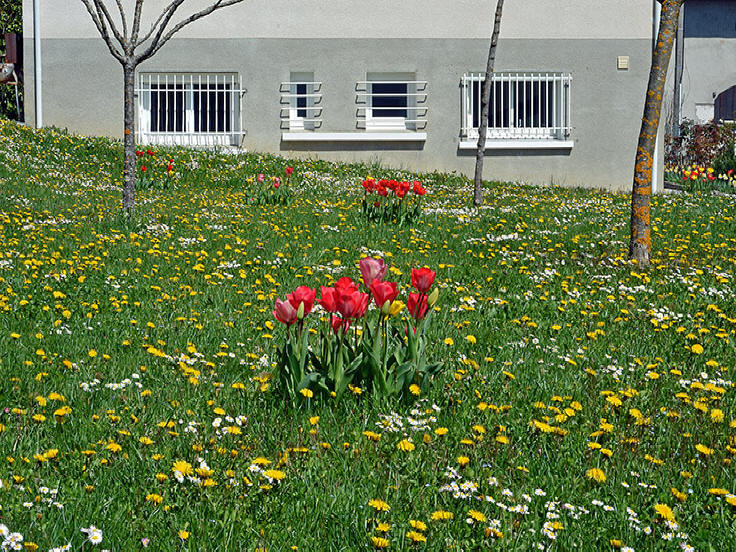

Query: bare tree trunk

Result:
[629,0,682,265]
[473,0,505,207]
[122,62,136,212]
[80,0,246,212]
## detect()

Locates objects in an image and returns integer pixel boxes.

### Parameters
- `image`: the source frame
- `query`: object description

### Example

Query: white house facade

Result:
[23,0,664,191]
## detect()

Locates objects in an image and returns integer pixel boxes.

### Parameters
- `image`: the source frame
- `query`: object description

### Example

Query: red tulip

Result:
[336,290,370,319]
[411,268,436,293]
[369,280,398,309]
[141,165,147,172]
[146,149,154,156]
[318,286,338,313]
[359,257,386,288]
[331,315,350,335]
[407,292,428,321]
[285,166,294,177]
[287,286,316,316]
[335,277,359,295]
[273,298,297,325]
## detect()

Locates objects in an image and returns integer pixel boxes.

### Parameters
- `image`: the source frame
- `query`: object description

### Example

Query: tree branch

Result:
[79,0,125,63]
[137,0,245,62]
[130,0,145,46]
[134,0,184,53]
[114,0,128,41]
[92,0,126,49]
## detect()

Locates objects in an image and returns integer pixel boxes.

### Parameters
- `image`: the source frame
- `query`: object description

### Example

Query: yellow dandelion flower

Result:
[585,468,606,483]
[172,460,193,476]
[409,520,427,531]
[397,439,415,452]
[467,509,487,523]
[371,536,390,549]
[653,503,675,522]
[430,510,454,521]
[368,499,390,512]
[406,531,426,543]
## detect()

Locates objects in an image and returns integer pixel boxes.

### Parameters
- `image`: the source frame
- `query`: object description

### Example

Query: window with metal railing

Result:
[136,73,245,146]
[280,73,322,131]
[461,72,572,142]
[357,74,428,131]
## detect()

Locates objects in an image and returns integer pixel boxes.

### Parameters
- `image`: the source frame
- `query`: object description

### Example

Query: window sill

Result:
[458,139,574,150]
[282,131,427,142]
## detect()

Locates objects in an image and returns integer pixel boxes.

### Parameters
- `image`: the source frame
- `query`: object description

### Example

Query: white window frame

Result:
[461,72,572,145]
[358,73,428,131]
[136,72,245,147]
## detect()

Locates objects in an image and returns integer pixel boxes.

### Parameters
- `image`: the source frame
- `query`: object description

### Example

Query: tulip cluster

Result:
[134,149,176,189]
[272,257,443,402]
[360,178,427,226]
[666,164,736,194]
[250,166,295,205]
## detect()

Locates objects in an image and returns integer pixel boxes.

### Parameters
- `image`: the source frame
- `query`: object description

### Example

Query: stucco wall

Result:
[681,0,736,121]
[26,0,652,40]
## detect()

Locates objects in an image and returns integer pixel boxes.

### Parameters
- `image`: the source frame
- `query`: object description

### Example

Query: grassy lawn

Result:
[0,119,735,551]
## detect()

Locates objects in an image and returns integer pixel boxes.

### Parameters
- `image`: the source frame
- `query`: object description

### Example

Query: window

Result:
[137,73,244,146]
[461,72,572,141]
[280,72,322,131]
[358,73,427,131]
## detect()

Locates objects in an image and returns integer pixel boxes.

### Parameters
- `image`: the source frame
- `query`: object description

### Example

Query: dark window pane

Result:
[193,84,231,133]
[372,82,407,118]
[150,84,184,132]
[296,83,307,118]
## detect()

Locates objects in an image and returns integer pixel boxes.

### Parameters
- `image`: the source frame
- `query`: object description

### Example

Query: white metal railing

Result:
[136,73,245,146]
[461,72,572,140]
[279,81,323,130]
[356,81,428,130]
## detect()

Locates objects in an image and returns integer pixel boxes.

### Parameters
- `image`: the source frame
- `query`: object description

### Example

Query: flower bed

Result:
[272,257,442,401]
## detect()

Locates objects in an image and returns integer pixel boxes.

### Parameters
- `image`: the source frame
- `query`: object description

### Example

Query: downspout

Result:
[673,6,684,137]
[33,0,42,128]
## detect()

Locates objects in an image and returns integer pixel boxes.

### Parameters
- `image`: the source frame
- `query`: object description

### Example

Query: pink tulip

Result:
[273,298,297,325]
[360,257,387,288]
[257,173,265,183]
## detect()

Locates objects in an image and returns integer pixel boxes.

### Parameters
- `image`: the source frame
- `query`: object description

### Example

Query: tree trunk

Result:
[122,62,136,213]
[629,0,682,265]
[473,0,505,207]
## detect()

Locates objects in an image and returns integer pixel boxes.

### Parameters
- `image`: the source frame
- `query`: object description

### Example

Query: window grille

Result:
[136,73,245,146]
[279,81,323,130]
[356,80,428,131]
[461,72,572,140]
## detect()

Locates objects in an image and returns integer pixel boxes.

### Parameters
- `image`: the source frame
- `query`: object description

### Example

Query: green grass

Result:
[0,119,735,551]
